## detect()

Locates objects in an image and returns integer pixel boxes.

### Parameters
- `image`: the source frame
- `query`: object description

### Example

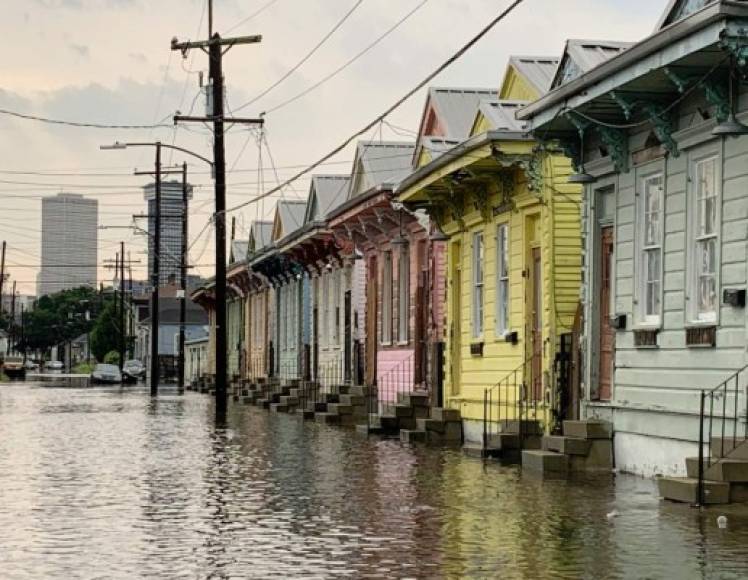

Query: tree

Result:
[90,301,120,362]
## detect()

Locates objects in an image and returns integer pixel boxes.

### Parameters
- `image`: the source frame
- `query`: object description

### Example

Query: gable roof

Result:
[230,239,249,264]
[550,39,633,89]
[248,220,273,254]
[656,0,716,30]
[304,175,351,223]
[472,100,529,134]
[413,87,496,167]
[502,56,560,98]
[272,199,307,241]
[348,141,415,199]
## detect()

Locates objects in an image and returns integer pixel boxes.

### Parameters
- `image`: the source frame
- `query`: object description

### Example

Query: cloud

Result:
[69,43,90,59]
[128,52,148,64]
[34,0,136,9]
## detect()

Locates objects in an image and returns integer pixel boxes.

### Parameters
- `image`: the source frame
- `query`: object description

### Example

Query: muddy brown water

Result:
[0,381,746,579]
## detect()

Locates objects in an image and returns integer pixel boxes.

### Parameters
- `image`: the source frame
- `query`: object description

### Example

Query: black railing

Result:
[482,354,539,454]
[697,363,748,506]
[372,352,416,418]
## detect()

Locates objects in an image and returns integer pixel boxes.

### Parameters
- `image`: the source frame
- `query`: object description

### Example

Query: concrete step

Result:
[543,435,591,456]
[326,403,354,416]
[270,403,289,413]
[431,407,461,422]
[400,429,427,443]
[563,420,612,440]
[378,414,400,432]
[462,443,491,458]
[685,457,748,482]
[356,422,384,435]
[657,476,730,504]
[487,433,520,450]
[312,402,328,413]
[349,385,375,397]
[397,391,430,407]
[339,394,365,406]
[315,412,340,425]
[319,393,340,404]
[522,450,569,475]
[279,396,298,406]
[501,419,543,436]
[416,418,462,440]
[298,409,316,421]
[710,436,748,460]
[394,404,413,418]
[255,398,270,408]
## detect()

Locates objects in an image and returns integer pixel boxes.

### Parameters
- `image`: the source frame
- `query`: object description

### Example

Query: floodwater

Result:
[0,382,747,579]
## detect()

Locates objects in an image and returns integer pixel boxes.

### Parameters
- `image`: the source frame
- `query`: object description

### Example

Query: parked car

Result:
[2,356,26,379]
[45,360,64,371]
[122,360,145,383]
[24,360,39,372]
[91,364,122,384]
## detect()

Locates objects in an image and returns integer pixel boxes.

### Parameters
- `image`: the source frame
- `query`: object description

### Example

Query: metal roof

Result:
[550,39,633,89]
[475,100,529,132]
[230,239,248,263]
[420,137,462,161]
[656,0,716,30]
[276,199,307,238]
[306,175,351,222]
[507,56,560,95]
[348,141,415,199]
[249,220,273,252]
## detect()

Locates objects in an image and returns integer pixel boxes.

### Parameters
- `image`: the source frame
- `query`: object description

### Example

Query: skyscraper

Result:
[38,193,98,297]
[143,180,193,287]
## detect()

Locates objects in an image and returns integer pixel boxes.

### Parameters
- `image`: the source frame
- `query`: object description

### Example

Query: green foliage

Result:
[90,300,120,362]
[103,351,120,366]
[22,287,103,353]
[72,362,95,374]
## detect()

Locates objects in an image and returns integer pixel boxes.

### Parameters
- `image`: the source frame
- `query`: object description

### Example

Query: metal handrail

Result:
[697,362,748,506]
[482,353,536,454]
[372,351,416,418]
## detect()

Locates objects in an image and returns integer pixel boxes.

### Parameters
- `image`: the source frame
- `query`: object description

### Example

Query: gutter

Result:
[326,183,397,222]
[517,2,744,120]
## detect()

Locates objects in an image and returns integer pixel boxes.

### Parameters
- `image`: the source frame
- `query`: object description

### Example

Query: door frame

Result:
[449,239,462,397]
[529,245,543,402]
[597,226,615,401]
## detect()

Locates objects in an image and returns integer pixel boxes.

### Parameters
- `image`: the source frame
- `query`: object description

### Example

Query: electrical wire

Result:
[233,0,366,113]
[224,0,283,34]
[0,108,173,130]
[260,0,432,116]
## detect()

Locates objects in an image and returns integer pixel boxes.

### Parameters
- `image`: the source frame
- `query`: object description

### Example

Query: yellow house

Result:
[396,56,581,449]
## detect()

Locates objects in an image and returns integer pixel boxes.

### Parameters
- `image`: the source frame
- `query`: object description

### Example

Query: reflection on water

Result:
[0,382,747,579]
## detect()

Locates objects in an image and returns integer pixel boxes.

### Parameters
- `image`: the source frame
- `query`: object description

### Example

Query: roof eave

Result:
[518,2,743,122]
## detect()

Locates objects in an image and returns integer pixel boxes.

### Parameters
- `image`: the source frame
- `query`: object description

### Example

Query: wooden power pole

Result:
[171,3,264,422]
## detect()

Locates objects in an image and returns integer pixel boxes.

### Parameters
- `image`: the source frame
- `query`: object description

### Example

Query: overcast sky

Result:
[0,0,667,294]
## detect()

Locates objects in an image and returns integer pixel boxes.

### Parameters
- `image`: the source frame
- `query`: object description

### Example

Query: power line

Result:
[224,0,283,34]
[233,0,366,113]
[259,0,432,116]
[0,108,173,130]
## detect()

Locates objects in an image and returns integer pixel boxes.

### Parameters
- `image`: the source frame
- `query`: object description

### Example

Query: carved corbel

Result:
[471,183,492,222]
[720,31,748,69]
[444,189,465,231]
[641,103,679,157]
[700,78,731,123]
[610,91,636,120]
[526,153,543,194]
[597,126,630,173]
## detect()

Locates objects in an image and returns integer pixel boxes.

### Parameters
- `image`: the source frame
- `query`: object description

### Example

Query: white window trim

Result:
[472,231,484,339]
[686,148,721,326]
[382,252,393,345]
[634,168,665,328]
[495,222,511,338]
[397,247,410,344]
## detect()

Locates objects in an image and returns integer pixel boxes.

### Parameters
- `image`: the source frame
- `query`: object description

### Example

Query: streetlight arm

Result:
[100,141,213,168]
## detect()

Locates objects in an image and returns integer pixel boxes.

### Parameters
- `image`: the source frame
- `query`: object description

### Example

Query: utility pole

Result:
[119,241,126,374]
[178,162,189,394]
[7,281,16,355]
[20,304,25,363]
[151,143,162,396]
[172,6,264,422]
[0,241,6,321]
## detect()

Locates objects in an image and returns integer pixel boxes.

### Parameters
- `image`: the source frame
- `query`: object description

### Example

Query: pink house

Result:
[328,141,446,412]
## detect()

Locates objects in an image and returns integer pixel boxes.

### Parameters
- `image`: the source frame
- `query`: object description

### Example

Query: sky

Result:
[0,0,667,295]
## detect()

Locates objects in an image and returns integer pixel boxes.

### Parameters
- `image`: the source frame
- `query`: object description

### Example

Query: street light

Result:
[101,141,215,403]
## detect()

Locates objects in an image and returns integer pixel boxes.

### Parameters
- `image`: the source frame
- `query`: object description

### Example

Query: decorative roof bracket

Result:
[597,126,629,173]
[720,30,748,69]
[526,153,543,194]
[471,183,492,223]
[610,91,636,120]
[700,78,731,123]
[444,190,465,231]
[641,103,679,157]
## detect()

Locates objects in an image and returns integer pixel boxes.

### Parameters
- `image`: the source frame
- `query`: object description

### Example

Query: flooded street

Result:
[0,382,745,579]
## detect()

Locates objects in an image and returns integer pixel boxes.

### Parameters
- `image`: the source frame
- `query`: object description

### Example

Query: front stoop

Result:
[463,419,542,461]
[657,477,730,504]
[532,420,613,474]
[522,450,569,475]
[685,457,748,483]
[562,420,612,440]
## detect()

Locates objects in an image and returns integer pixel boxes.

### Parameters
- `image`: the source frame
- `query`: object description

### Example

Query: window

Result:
[382,252,393,344]
[398,248,409,343]
[322,274,329,346]
[333,270,341,345]
[289,281,297,351]
[472,232,484,337]
[637,173,664,325]
[495,223,510,336]
[691,154,719,323]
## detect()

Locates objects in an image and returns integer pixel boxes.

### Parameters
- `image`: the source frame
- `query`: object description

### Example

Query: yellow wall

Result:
[498,66,540,101]
[443,150,580,432]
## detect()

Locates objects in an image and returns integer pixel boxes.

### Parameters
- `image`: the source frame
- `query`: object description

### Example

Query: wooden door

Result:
[344,290,352,383]
[365,256,378,386]
[531,247,543,401]
[414,241,427,388]
[450,241,462,396]
[598,226,615,401]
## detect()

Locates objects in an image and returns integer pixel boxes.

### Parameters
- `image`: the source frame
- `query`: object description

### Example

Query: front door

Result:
[344,290,352,383]
[450,241,462,396]
[365,256,378,386]
[530,247,543,401]
[598,226,615,401]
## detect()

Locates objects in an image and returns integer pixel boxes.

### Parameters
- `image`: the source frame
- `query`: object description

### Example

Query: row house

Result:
[520,0,748,487]
[397,56,585,445]
[246,220,274,380]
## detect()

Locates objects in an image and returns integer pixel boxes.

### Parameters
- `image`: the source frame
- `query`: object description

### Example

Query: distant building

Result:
[143,180,193,287]
[38,193,98,296]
